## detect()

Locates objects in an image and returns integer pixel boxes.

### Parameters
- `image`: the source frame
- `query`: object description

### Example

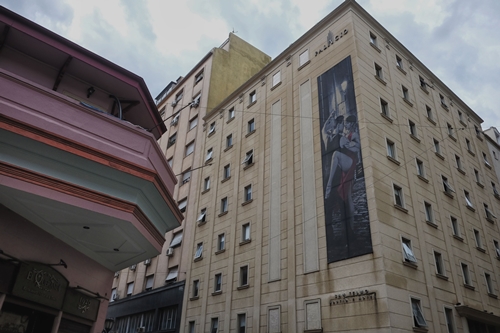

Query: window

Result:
[393,185,404,207]
[494,240,500,258]
[223,164,231,179]
[178,198,187,213]
[485,273,495,295]
[380,98,389,117]
[192,93,201,106]
[237,314,246,333]
[110,288,117,302]
[221,197,228,214]
[402,238,417,264]
[466,138,472,152]
[194,243,203,259]
[214,273,222,292]
[492,182,500,197]
[299,49,309,66]
[402,85,409,100]
[424,202,433,223]
[247,118,255,133]
[188,322,195,333]
[447,123,454,137]
[167,133,177,148]
[426,105,433,121]
[182,169,191,184]
[411,298,427,328]
[458,110,464,122]
[386,139,396,159]
[416,159,425,177]
[206,148,213,162]
[217,234,225,251]
[455,155,462,170]
[159,106,166,118]
[170,231,183,248]
[208,122,216,135]
[374,63,383,80]
[475,125,481,137]
[450,216,460,237]
[474,169,481,184]
[243,150,254,166]
[433,139,441,155]
[272,71,281,87]
[369,32,377,46]
[228,107,235,121]
[442,176,455,195]
[242,223,251,242]
[204,177,210,191]
[474,229,483,249]
[493,151,498,160]
[192,280,199,298]
[189,116,198,130]
[483,152,491,167]
[396,55,403,69]
[464,190,473,208]
[444,308,455,333]
[440,94,447,107]
[249,91,256,104]
[165,266,178,283]
[127,282,134,296]
[210,318,218,333]
[240,265,249,287]
[244,185,252,202]
[171,113,180,126]
[145,275,154,291]
[195,69,204,84]
[167,158,173,168]
[174,89,183,105]
[484,203,496,220]
[197,208,207,223]
[185,141,195,157]
[419,76,427,89]
[226,134,233,148]
[461,262,472,286]
[409,120,417,137]
[434,251,445,276]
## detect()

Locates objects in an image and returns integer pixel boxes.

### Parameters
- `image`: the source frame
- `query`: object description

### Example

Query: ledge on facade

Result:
[436,273,448,281]
[297,60,311,71]
[218,211,228,217]
[464,284,475,291]
[426,221,438,229]
[477,182,485,188]
[224,145,233,152]
[443,191,454,199]
[466,205,476,212]
[488,293,498,299]
[201,188,210,195]
[205,158,213,165]
[453,234,464,242]
[476,246,486,253]
[243,162,255,171]
[221,177,231,183]
[397,66,407,75]
[435,152,445,160]
[370,42,381,53]
[380,113,393,123]
[212,291,222,296]
[247,101,257,109]
[486,217,495,224]
[485,163,492,170]
[237,285,250,290]
[457,168,466,175]
[410,134,420,143]
[417,175,429,183]
[194,256,203,262]
[394,205,408,214]
[189,296,199,301]
[427,117,437,126]
[402,97,413,107]
[375,75,387,85]
[215,249,225,255]
[412,327,428,333]
[467,149,475,157]
[448,135,457,142]
[271,82,282,91]
[387,156,400,165]
[239,239,251,246]
[460,120,468,127]
[226,117,235,124]
[441,103,449,111]
[304,329,323,333]
[245,130,256,138]
[403,261,418,269]
[242,199,253,206]
[420,86,429,94]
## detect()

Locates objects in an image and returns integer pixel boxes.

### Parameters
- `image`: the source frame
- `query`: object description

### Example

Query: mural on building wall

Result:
[317,56,372,263]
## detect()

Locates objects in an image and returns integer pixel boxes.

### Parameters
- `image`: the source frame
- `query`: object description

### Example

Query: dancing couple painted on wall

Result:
[317,56,372,263]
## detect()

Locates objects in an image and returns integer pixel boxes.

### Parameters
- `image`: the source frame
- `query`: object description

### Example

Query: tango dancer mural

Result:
[317,56,372,263]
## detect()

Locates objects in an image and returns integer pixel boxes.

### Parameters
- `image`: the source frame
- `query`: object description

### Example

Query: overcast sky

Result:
[2,0,499,129]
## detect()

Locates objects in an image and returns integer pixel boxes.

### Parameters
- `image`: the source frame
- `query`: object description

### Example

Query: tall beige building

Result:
[180,1,500,333]
[106,33,270,332]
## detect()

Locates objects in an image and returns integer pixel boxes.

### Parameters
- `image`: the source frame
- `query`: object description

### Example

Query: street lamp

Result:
[102,318,115,333]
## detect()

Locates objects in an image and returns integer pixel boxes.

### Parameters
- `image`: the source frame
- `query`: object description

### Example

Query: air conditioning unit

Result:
[130,264,136,271]
[166,248,174,256]
[171,114,179,126]
[144,259,151,266]
[171,101,177,107]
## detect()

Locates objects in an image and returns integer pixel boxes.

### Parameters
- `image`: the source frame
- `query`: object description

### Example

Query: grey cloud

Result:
[1,0,73,29]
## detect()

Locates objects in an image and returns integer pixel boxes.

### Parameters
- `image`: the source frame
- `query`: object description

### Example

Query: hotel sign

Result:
[329,289,376,306]
[315,28,349,57]
[11,262,68,309]
[62,288,100,321]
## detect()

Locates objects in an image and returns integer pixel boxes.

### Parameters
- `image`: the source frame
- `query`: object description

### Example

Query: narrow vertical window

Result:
[461,262,472,286]
[272,71,281,87]
[242,223,251,242]
[237,314,246,333]
[249,91,256,104]
[240,266,249,287]
[402,85,409,100]
[214,273,222,293]
[402,238,417,264]
[450,216,460,237]
[416,159,425,177]
[409,120,417,137]
[396,55,403,68]
[221,197,228,213]
[424,202,433,224]
[194,243,203,259]
[374,63,383,80]
[369,32,377,46]
[210,318,218,333]
[393,185,404,207]
[444,308,455,333]
[217,234,225,252]
[411,298,427,328]
[299,50,309,66]
[228,107,235,120]
[248,118,255,133]
[485,273,495,295]
[380,98,389,117]
[474,229,482,249]
[434,251,444,276]
[386,139,396,159]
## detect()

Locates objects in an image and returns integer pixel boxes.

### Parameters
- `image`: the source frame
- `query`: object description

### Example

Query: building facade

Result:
[0,6,181,333]
[181,1,500,332]
[107,33,271,333]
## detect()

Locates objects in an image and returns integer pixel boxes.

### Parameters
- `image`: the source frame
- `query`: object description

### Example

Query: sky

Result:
[2,0,499,129]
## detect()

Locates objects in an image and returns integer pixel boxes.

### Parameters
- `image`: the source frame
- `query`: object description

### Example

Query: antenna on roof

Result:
[232,28,238,34]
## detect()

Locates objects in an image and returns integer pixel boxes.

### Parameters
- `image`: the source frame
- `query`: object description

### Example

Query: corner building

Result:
[183,1,500,332]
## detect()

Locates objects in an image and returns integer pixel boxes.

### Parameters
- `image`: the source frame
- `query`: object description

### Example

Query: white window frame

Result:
[197,208,207,223]
[204,177,210,191]
[127,282,134,296]
[444,307,455,333]
[228,107,235,120]
[249,91,256,104]
[239,265,249,287]
[214,273,222,292]
[242,223,251,242]
[248,118,255,133]
[380,98,389,117]
[369,32,377,46]
[424,201,433,223]
[464,190,473,208]
[243,150,254,166]
[299,50,309,66]
[402,237,417,263]
[206,148,213,162]
[434,251,445,276]
[410,297,427,328]
[223,164,230,179]
[165,266,178,282]
[170,231,183,247]
[244,185,252,202]
[185,141,195,157]
[178,198,187,213]
[416,159,425,177]
[194,243,203,259]
[442,176,455,194]
[386,139,396,159]
[393,184,404,208]
[221,197,228,213]
[208,122,216,134]
[217,234,225,252]
[272,71,281,87]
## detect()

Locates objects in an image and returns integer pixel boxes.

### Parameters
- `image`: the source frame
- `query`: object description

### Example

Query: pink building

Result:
[0,6,182,333]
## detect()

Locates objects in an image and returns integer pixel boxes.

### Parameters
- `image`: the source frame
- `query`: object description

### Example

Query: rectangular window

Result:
[221,197,228,213]
[127,282,134,296]
[402,238,417,263]
[223,164,230,179]
[240,266,249,287]
[248,118,255,133]
[492,182,500,197]
[206,148,213,162]
[192,280,199,298]
[485,273,495,295]
[299,50,309,66]
[192,93,201,107]
[416,159,425,177]
[419,76,426,89]
[402,85,409,100]
[195,69,204,84]
[411,298,427,328]
[440,94,447,107]
[217,234,225,252]
[210,318,218,333]
[461,262,472,286]
[451,216,460,237]
[494,240,500,258]
[244,185,252,202]
[167,133,177,148]
[474,229,482,249]
[249,91,256,104]
[272,71,281,87]
[197,208,206,223]
[167,158,173,168]
[171,113,180,126]
[474,169,481,184]
[228,107,235,120]
[226,134,233,148]
[409,120,417,137]
[178,198,187,213]
[189,116,198,130]
[182,169,191,184]
[208,122,216,134]
[174,89,184,104]
[393,184,404,207]
[466,138,472,151]
[185,141,195,157]
[145,275,154,291]
[110,288,117,301]
[424,202,433,223]
[455,155,462,170]
[447,123,454,137]
[242,223,251,242]
[442,176,455,195]
[369,32,377,46]
[375,63,383,79]
[434,251,444,275]
[170,231,183,248]
[475,125,481,136]
[204,177,210,191]
[237,314,246,333]
[386,139,396,159]
[444,307,455,333]
[426,105,433,121]
[464,190,473,208]
[434,139,441,154]
[189,321,195,333]
[458,110,464,122]
[380,98,389,117]
[214,273,222,292]
[165,266,178,283]
[243,150,254,166]
[484,203,496,220]
[483,152,491,167]
[194,243,203,259]
[396,55,403,68]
